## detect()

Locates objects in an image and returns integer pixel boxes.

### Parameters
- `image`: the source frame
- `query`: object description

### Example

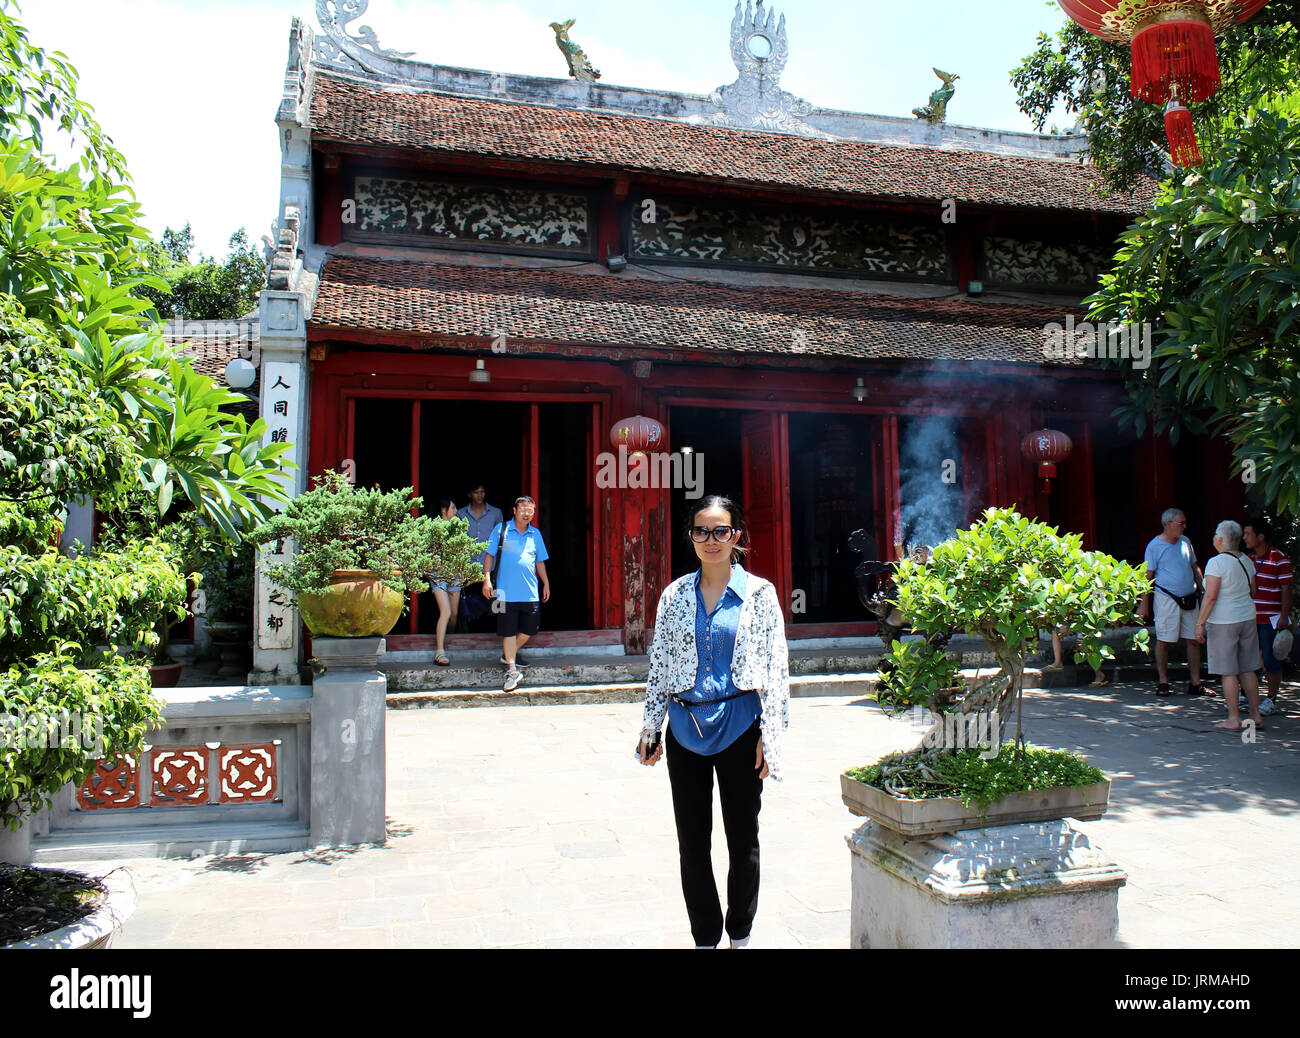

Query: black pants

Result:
[665,719,762,946]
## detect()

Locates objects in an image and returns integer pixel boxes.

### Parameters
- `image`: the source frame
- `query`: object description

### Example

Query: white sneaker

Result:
[1259,697,1275,716]
[729,935,751,949]
[503,667,521,691]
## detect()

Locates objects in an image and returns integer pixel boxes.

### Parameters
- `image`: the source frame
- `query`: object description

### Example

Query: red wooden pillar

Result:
[408,399,421,634]
[881,416,900,559]
[741,411,792,617]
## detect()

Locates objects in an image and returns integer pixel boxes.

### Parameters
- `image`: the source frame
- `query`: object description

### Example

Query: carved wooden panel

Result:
[76,756,141,810]
[218,743,280,804]
[983,236,1113,291]
[350,175,591,253]
[632,197,950,279]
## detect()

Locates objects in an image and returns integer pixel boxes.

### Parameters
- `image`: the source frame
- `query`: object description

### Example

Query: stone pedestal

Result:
[0,808,32,866]
[847,819,1126,948]
[310,637,387,848]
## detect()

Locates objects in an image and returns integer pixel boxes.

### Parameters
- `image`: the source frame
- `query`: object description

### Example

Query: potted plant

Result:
[248,471,486,638]
[842,507,1150,835]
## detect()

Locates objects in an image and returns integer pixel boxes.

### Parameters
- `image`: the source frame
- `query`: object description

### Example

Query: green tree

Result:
[1011,2,1299,192]
[1087,112,1300,514]
[0,1,291,827]
[140,223,268,320]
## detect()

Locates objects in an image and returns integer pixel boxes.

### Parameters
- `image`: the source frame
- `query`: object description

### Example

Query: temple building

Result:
[248,1,1244,680]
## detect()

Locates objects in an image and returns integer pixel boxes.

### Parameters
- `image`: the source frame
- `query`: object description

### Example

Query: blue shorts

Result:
[431,580,458,594]
[1258,623,1282,674]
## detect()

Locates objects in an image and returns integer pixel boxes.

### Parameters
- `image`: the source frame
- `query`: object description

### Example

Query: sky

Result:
[19,0,1078,258]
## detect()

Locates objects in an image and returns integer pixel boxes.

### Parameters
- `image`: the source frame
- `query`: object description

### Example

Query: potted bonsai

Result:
[842,507,1150,835]
[248,470,486,638]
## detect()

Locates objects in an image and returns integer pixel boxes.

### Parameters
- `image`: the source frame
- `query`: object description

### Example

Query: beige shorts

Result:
[1206,619,1262,676]
[1154,591,1197,643]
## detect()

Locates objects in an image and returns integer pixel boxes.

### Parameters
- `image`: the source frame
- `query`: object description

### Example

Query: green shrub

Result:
[248,470,486,599]
[846,743,1107,809]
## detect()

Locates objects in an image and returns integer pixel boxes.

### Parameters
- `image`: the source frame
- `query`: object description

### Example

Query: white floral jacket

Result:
[641,569,791,781]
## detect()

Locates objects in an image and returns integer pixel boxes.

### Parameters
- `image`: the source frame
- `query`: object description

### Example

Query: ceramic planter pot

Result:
[841,772,1111,838]
[148,661,184,687]
[298,569,405,638]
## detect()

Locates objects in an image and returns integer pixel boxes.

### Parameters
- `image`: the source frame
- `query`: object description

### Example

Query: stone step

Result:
[380,629,1158,692]
[385,659,1216,709]
[32,820,311,862]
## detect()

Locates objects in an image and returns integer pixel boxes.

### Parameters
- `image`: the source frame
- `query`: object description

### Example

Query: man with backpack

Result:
[1137,508,1206,696]
[482,496,550,691]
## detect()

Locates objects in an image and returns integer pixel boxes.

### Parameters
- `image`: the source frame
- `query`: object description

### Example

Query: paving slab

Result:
[63,677,1300,949]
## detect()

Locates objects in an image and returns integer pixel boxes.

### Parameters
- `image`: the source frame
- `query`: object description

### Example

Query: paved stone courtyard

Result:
[84,680,1298,949]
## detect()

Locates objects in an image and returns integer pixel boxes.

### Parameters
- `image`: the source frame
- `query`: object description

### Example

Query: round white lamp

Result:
[225,357,256,390]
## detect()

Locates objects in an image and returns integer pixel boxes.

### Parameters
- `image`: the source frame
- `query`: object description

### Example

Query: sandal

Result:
[1186,682,1205,696]
[434,650,450,666]
[1090,675,1110,687]
[1156,682,1173,696]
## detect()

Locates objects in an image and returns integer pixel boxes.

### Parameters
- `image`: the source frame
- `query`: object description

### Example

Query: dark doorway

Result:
[1091,422,1141,565]
[669,406,745,582]
[537,402,592,630]
[352,398,413,493]
[788,413,878,623]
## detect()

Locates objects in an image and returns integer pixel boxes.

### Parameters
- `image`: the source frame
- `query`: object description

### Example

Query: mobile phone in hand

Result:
[637,730,661,761]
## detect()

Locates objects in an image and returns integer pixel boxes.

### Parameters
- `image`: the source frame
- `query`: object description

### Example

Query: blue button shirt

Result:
[667,564,761,755]
[460,504,505,567]
[490,521,549,603]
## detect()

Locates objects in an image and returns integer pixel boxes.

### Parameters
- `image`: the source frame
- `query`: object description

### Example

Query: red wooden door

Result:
[741,411,792,619]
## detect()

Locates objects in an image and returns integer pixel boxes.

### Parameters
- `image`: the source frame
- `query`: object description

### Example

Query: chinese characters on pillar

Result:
[258,361,303,650]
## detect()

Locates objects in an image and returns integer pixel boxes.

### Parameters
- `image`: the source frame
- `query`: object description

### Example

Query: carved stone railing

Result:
[27,638,387,861]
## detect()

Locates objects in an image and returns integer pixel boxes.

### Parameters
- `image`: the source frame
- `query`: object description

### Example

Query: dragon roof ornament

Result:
[314,0,414,76]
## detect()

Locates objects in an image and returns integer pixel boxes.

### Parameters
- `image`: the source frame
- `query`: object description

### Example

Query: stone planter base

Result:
[2,867,136,949]
[847,819,1126,949]
[841,773,1111,837]
[0,810,32,865]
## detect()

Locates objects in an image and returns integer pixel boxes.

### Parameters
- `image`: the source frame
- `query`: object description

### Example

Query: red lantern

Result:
[609,416,664,456]
[1021,428,1073,494]
[1056,1,1272,166]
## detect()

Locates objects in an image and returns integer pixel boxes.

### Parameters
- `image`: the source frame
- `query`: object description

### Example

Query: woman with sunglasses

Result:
[637,494,790,949]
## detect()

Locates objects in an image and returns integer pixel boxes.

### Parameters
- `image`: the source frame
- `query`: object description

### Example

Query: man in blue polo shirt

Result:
[482,496,550,691]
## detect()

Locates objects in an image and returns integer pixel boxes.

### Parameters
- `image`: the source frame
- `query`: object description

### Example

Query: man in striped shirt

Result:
[1243,518,1293,714]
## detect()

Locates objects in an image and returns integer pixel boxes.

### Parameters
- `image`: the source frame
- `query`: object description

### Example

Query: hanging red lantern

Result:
[1021,428,1073,494]
[1056,1,1273,166]
[609,416,664,456]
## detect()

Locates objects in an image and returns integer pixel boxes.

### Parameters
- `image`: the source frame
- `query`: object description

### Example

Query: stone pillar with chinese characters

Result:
[251,262,310,683]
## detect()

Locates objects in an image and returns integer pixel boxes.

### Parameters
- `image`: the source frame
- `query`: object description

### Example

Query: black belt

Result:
[672,689,758,737]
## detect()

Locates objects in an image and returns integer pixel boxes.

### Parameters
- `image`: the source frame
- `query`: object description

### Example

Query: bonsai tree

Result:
[852,508,1151,805]
[248,470,486,599]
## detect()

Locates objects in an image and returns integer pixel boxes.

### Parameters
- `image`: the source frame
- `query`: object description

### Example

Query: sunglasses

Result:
[690,525,735,543]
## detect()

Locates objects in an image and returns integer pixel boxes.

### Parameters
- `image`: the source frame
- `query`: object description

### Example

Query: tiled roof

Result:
[163,320,260,381]
[311,255,1084,367]
[309,73,1153,216]
[163,320,260,419]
